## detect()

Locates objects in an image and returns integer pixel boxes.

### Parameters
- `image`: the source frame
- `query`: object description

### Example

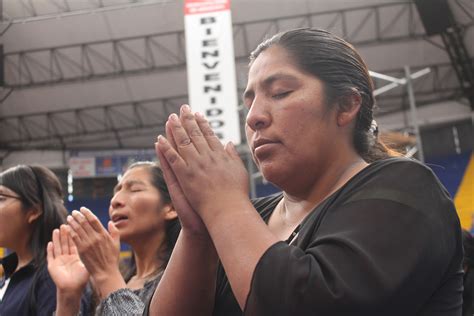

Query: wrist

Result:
[56,291,82,316]
[200,197,252,231]
[180,230,218,259]
[92,268,126,300]
[56,284,86,298]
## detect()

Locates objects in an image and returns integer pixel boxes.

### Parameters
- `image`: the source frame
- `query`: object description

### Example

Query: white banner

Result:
[69,157,96,178]
[184,0,241,145]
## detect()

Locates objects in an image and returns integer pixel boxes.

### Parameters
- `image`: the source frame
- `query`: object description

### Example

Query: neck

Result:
[282,153,368,217]
[128,231,166,279]
[14,242,33,271]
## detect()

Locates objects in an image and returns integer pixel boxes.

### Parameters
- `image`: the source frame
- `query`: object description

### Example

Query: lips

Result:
[111,213,129,224]
[252,137,278,151]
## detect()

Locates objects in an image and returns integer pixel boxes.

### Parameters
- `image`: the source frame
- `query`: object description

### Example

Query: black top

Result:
[0,253,56,316]
[0,252,91,316]
[214,158,463,316]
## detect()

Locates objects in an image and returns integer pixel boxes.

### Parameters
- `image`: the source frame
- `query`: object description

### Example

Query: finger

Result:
[195,111,225,151]
[47,241,54,261]
[165,120,178,151]
[67,226,82,251]
[156,141,180,189]
[167,112,199,159]
[225,141,240,160]
[156,142,197,221]
[80,207,106,233]
[108,221,121,248]
[71,209,96,237]
[63,225,79,255]
[179,104,210,154]
[59,225,70,255]
[156,135,188,173]
[67,212,90,244]
[52,229,61,257]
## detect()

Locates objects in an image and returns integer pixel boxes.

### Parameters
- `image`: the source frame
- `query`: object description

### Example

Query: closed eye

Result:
[272,91,292,99]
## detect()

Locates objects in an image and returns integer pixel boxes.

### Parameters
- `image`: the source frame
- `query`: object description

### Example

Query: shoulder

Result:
[367,157,438,178]
[1,253,19,278]
[346,157,452,206]
[323,157,460,242]
[33,265,57,311]
[369,157,447,186]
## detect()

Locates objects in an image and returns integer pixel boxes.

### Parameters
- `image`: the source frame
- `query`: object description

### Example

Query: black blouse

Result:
[0,253,57,316]
[214,158,463,316]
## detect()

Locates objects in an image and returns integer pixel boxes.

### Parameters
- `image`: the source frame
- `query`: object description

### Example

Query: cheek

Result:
[245,125,253,141]
[130,198,161,222]
[277,106,312,138]
[0,212,27,245]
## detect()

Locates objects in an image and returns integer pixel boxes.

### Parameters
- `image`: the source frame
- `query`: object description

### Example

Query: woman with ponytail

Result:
[0,165,88,315]
[149,28,463,315]
[47,162,180,315]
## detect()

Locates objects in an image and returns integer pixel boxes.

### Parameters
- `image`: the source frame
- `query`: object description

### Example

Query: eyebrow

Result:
[113,179,146,193]
[0,187,13,195]
[243,73,299,100]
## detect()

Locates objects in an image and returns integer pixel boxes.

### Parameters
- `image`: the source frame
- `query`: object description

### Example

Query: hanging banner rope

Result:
[184,0,241,145]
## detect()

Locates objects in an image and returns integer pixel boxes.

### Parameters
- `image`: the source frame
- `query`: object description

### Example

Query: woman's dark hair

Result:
[0,164,67,314]
[462,229,474,316]
[250,28,399,163]
[122,161,181,281]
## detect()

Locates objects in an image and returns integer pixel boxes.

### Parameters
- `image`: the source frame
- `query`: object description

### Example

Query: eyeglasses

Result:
[0,193,22,202]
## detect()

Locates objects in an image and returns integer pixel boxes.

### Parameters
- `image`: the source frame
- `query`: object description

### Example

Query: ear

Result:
[336,93,362,127]
[26,207,42,224]
[163,204,178,221]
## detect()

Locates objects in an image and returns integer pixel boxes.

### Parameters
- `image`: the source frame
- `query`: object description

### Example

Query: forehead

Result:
[247,45,319,90]
[248,46,302,84]
[0,185,15,194]
[119,167,151,186]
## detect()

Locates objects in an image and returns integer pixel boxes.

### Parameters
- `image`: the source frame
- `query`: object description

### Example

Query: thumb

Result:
[108,221,120,246]
[224,141,239,159]
[46,241,54,262]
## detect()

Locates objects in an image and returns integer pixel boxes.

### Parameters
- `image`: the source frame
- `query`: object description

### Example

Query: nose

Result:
[110,191,124,211]
[245,97,271,131]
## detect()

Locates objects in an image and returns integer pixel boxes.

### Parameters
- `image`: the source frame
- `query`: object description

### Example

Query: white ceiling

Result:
[0,0,472,153]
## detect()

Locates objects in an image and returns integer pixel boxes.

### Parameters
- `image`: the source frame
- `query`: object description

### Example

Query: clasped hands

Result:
[155,104,249,235]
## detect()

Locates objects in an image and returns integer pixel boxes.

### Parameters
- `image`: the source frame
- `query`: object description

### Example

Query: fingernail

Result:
[67,215,73,222]
[181,104,191,113]
[169,113,179,122]
[195,112,205,119]
[157,135,166,144]
[72,210,84,218]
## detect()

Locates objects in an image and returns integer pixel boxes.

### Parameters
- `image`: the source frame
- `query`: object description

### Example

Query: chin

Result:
[260,171,284,189]
[260,164,295,190]
[118,231,130,242]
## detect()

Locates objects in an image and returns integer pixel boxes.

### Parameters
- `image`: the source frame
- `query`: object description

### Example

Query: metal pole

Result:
[404,65,425,162]
[246,151,257,199]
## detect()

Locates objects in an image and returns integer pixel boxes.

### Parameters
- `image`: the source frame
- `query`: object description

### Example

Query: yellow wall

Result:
[455,154,474,229]
[120,251,132,259]
[0,248,4,277]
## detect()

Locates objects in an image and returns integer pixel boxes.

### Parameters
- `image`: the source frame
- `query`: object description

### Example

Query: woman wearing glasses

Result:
[0,165,88,315]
